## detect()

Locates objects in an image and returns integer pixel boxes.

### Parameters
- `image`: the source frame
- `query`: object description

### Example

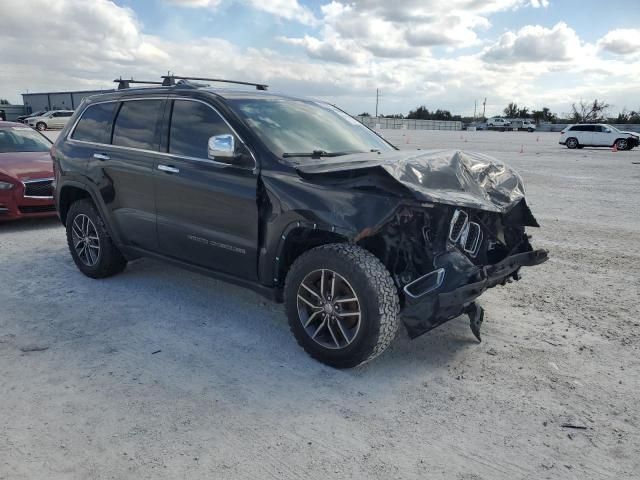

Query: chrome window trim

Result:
[66,96,257,170]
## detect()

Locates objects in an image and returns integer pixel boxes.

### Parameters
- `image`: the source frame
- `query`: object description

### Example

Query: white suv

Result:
[560,124,639,150]
[26,110,75,131]
[487,117,511,128]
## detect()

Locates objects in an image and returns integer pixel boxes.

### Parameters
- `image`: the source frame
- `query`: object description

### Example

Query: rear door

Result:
[154,98,259,280]
[573,125,593,145]
[85,97,166,251]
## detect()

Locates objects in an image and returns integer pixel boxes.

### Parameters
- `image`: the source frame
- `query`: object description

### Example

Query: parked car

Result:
[486,117,511,128]
[560,124,639,150]
[52,76,548,368]
[26,110,74,131]
[0,121,56,220]
[16,109,48,123]
[510,120,536,132]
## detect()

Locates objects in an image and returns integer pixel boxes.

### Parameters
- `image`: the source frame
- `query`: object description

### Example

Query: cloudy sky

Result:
[1,0,639,117]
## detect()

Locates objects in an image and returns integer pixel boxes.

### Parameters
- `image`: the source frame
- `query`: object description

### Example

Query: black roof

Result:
[83,83,312,105]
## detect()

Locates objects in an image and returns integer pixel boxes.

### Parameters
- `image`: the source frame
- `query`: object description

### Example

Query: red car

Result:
[0,121,56,221]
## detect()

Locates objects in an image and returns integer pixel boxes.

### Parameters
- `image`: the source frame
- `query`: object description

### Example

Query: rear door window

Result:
[168,99,234,159]
[112,100,163,150]
[71,102,117,144]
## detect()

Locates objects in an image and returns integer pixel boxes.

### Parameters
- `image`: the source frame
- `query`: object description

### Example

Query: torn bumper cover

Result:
[402,249,548,339]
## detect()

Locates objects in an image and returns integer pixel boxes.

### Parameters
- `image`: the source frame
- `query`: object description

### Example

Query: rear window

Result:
[570,125,593,132]
[71,103,116,144]
[112,100,163,150]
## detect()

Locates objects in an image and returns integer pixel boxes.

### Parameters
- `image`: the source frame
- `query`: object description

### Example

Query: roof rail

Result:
[114,77,164,90]
[161,75,268,91]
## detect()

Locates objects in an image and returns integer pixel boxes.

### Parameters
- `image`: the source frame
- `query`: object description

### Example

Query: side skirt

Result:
[120,245,280,302]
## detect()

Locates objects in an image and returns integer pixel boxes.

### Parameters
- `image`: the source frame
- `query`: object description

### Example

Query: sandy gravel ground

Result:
[1,130,638,479]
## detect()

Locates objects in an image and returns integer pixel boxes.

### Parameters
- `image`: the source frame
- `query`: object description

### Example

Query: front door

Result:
[154,98,259,281]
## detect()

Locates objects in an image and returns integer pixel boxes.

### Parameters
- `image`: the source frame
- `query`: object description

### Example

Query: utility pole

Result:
[474,100,477,120]
[482,98,487,120]
[375,89,380,118]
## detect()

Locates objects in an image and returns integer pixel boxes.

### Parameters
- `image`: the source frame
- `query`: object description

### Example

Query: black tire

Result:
[615,138,629,150]
[566,137,579,149]
[284,243,400,368]
[36,122,46,131]
[65,199,127,278]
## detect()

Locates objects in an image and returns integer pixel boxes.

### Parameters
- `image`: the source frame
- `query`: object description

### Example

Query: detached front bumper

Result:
[401,249,548,338]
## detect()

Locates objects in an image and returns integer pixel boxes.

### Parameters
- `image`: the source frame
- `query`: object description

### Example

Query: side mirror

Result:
[208,134,235,161]
[605,128,611,133]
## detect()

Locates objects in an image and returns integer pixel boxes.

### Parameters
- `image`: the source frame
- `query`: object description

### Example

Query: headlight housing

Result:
[0,181,15,190]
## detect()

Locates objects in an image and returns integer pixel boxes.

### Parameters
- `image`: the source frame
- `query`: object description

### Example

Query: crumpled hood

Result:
[295,149,526,213]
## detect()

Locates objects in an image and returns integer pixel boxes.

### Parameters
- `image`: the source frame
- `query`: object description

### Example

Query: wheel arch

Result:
[273,222,351,289]
[58,183,91,224]
[57,181,123,247]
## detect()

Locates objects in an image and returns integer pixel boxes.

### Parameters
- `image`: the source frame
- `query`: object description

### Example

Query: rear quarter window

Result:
[71,102,117,144]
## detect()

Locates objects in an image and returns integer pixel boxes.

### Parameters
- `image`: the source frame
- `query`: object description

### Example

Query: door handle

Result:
[93,153,110,161]
[158,164,180,174]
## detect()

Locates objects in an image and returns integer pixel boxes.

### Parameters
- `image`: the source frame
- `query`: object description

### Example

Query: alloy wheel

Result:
[617,139,627,150]
[296,269,362,350]
[71,214,101,267]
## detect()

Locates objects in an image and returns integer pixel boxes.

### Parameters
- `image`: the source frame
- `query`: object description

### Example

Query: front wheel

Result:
[615,139,629,150]
[36,122,47,131]
[66,199,127,278]
[284,243,400,368]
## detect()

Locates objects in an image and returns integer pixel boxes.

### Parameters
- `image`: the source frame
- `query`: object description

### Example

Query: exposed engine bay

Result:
[358,199,545,338]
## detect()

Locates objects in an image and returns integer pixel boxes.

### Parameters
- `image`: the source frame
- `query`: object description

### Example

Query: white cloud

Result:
[245,0,317,25]
[167,0,317,25]
[0,0,639,118]
[598,29,640,55]
[483,22,584,63]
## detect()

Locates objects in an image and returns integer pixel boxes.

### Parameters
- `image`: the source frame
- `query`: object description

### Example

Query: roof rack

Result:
[114,77,164,90]
[161,75,268,91]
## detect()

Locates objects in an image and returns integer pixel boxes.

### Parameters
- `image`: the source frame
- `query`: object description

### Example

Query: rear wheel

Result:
[66,199,127,278]
[36,122,46,131]
[284,243,400,368]
[566,137,579,149]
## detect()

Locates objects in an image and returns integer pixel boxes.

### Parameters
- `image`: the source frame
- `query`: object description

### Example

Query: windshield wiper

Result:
[282,150,361,159]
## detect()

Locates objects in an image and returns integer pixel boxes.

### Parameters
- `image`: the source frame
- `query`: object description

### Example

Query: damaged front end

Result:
[293,148,549,340]
[360,199,548,339]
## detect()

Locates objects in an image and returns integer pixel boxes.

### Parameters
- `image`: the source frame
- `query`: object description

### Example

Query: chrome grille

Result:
[449,209,483,258]
[462,222,483,257]
[23,179,53,198]
[449,209,468,243]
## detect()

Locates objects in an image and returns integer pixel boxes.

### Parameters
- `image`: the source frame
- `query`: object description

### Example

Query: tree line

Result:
[359,99,640,124]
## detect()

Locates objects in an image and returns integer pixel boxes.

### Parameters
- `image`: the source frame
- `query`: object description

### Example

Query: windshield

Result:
[227,97,394,159]
[604,124,619,132]
[0,127,52,153]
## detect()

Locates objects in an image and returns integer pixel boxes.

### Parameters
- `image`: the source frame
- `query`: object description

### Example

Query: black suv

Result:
[52,75,547,368]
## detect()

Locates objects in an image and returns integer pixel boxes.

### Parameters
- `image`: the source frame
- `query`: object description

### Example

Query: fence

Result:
[0,105,27,121]
[356,116,462,131]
